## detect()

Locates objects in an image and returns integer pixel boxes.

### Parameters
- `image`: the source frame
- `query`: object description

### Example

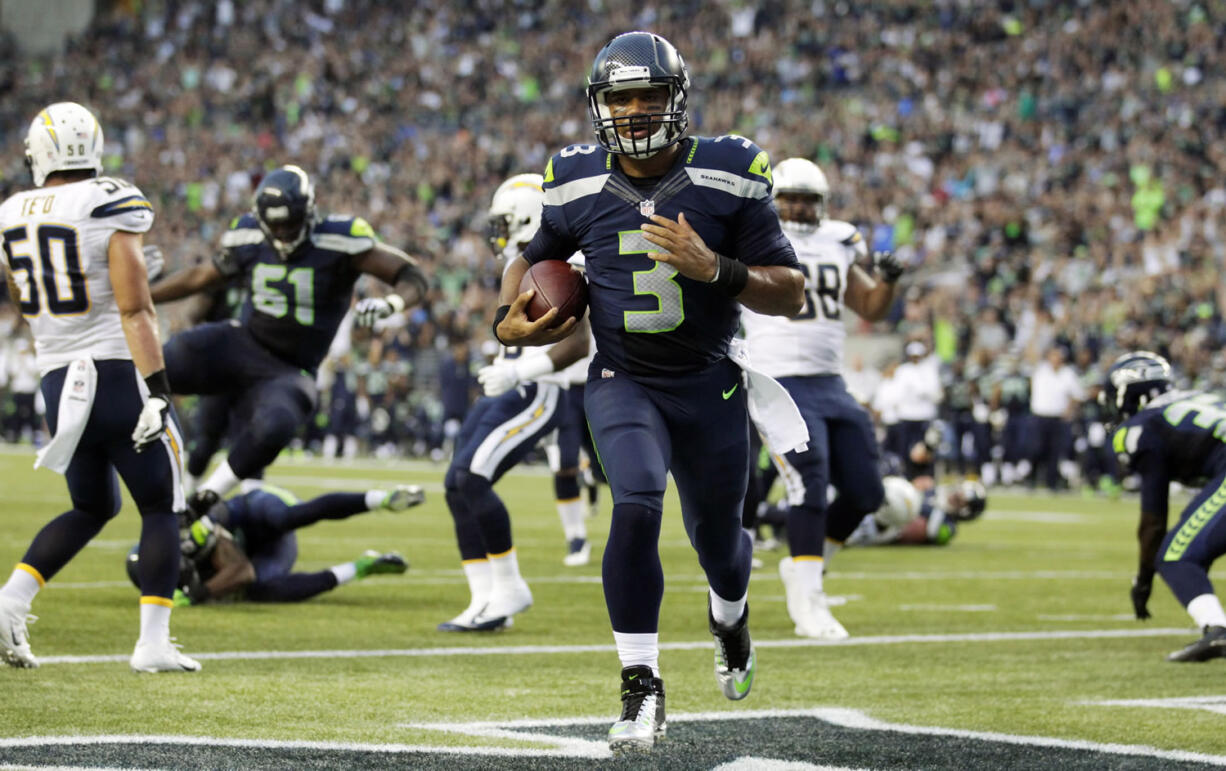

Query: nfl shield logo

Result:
[601,368,615,379]
[639,199,655,218]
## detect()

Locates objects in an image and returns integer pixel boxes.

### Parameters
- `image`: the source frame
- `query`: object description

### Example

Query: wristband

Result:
[144,369,172,400]
[710,254,749,297]
[492,304,512,345]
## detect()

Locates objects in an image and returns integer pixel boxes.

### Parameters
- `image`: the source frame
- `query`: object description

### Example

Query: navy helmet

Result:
[254,164,316,259]
[1101,350,1172,422]
[586,31,689,159]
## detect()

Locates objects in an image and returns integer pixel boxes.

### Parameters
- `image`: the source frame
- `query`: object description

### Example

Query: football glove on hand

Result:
[1130,573,1153,620]
[131,397,170,452]
[142,244,165,282]
[180,515,219,560]
[477,353,555,397]
[873,250,904,284]
[354,294,406,327]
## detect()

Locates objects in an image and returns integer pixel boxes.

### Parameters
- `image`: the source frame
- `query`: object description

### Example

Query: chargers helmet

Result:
[1101,351,1172,421]
[486,173,544,261]
[587,31,690,159]
[773,158,829,232]
[947,480,987,522]
[24,102,104,187]
[254,165,316,259]
[875,476,923,530]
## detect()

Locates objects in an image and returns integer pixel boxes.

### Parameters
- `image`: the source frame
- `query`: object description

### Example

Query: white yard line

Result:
[35,627,1197,666]
[4,707,1225,766]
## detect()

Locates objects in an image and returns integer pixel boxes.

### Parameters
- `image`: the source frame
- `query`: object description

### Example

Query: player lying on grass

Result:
[125,483,423,604]
[1103,351,1226,663]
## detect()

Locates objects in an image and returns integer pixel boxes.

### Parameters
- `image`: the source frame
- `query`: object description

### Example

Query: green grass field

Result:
[1,446,1225,769]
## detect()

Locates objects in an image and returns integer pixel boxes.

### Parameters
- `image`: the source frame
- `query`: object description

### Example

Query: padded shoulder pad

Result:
[311,215,377,254]
[685,136,774,200]
[89,178,155,233]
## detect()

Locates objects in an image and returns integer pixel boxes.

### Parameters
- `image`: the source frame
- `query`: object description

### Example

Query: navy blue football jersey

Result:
[1113,391,1226,513]
[523,136,798,376]
[213,214,375,371]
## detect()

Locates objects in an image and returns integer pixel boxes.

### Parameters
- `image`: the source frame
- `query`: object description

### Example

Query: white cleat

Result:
[563,538,591,567]
[0,596,38,669]
[437,601,512,632]
[130,638,202,673]
[780,557,849,639]
[608,665,666,753]
[473,577,532,625]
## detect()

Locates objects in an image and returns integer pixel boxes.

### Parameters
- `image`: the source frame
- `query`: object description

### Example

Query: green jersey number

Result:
[620,230,684,333]
[252,264,314,326]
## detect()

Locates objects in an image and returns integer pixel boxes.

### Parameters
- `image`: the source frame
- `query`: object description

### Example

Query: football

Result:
[518,260,588,326]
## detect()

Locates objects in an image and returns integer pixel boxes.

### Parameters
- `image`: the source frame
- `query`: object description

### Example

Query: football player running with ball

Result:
[1105,352,1226,663]
[494,32,804,752]
[438,174,591,632]
[0,103,198,672]
[149,165,428,513]
[739,157,902,640]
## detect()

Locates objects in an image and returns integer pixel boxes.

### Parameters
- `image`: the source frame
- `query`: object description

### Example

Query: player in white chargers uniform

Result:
[0,102,199,672]
[740,157,904,639]
[438,174,591,631]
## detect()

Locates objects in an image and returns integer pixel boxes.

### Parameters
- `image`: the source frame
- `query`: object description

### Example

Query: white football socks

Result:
[137,600,171,644]
[0,565,42,608]
[1187,593,1226,630]
[709,588,747,628]
[613,631,660,676]
[557,499,587,541]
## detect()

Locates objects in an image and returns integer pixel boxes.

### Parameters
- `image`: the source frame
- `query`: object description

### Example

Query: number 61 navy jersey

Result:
[213,213,375,372]
[523,135,797,377]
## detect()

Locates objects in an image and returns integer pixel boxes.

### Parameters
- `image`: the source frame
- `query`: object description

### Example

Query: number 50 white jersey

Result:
[0,177,154,374]
[740,218,866,378]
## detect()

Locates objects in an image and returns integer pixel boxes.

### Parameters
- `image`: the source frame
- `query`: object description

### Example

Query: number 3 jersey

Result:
[740,219,866,379]
[0,177,154,374]
[1113,391,1226,496]
[213,213,374,372]
[523,136,797,377]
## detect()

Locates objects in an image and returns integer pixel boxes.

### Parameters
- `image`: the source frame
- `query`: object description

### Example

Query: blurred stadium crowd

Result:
[1,0,1223,491]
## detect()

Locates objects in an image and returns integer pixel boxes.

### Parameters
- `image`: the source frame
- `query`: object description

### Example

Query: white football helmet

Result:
[24,102,104,188]
[487,173,544,261]
[875,475,923,530]
[773,157,829,232]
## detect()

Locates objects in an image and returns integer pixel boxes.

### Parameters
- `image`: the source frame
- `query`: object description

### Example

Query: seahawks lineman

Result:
[149,164,428,512]
[739,157,903,639]
[439,174,590,632]
[0,102,199,672]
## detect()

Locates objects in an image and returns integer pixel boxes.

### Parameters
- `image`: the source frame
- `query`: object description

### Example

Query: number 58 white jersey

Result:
[0,177,154,374]
[740,218,866,378]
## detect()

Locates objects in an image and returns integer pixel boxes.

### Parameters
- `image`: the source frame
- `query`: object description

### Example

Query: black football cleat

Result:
[1167,625,1226,662]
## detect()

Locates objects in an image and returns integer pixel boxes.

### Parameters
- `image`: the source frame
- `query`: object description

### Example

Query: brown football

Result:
[518,261,588,327]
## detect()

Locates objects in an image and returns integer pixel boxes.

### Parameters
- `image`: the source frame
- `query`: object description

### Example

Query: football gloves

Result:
[131,397,170,452]
[354,294,406,327]
[477,353,555,397]
[1130,573,1153,620]
[142,244,165,282]
[873,250,904,284]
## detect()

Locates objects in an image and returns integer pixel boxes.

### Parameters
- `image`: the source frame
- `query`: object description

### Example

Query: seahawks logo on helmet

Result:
[1100,350,1173,421]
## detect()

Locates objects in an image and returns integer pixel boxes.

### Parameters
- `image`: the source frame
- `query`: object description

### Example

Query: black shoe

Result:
[709,600,756,700]
[1168,625,1226,662]
[186,489,220,521]
[607,665,666,752]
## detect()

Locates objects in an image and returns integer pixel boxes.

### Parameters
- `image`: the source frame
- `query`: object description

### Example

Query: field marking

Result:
[1039,613,1136,621]
[1085,695,1226,716]
[34,626,1198,666]
[898,604,996,612]
[5,706,1221,766]
[988,511,1094,524]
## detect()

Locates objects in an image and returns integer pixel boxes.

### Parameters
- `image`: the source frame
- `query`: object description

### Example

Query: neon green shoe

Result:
[355,550,409,579]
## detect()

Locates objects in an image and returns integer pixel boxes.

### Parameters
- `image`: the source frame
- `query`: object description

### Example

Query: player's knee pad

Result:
[453,468,494,503]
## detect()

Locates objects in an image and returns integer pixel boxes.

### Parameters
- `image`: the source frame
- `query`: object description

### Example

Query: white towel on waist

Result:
[35,358,97,474]
[727,338,809,455]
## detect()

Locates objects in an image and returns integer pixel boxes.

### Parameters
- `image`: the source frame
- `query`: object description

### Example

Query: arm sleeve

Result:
[731,196,798,268]
[522,210,579,265]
